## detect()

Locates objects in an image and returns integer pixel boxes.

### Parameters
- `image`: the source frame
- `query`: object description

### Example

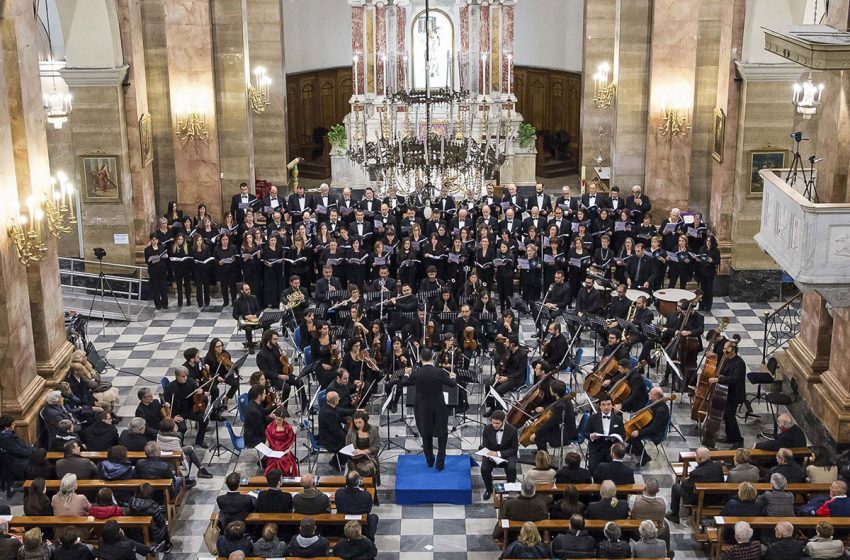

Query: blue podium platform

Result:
[394,454,474,505]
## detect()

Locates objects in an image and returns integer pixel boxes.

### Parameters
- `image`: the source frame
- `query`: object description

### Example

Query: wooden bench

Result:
[691,482,831,526]
[24,478,180,522]
[500,518,643,548]
[243,476,376,503]
[676,448,812,482]
[494,483,645,510]
[211,512,366,548]
[712,517,850,560]
[9,515,153,545]
[238,486,376,508]
[46,450,183,473]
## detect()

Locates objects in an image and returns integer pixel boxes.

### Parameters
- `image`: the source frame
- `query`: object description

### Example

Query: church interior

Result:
[2,0,850,558]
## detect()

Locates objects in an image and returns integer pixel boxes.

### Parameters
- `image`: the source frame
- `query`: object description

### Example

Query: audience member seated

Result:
[24,447,55,481]
[217,472,256,529]
[256,469,293,513]
[804,521,845,559]
[500,521,548,559]
[98,445,134,481]
[726,448,760,483]
[287,517,330,558]
[754,414,808,451]
[0,415,33,485]
[586,480,629,520]
[668,446,724,521]
[51,473,91,516]
[807,446,840,484]
[127,482,171,552]
[23,478,52,517]
[597,521,631,559]
[217,521,254,558]
[555,451,592,485]
[332,520,378,560]
[719,482,764,541]
[227,552,246,560]
[758,473,795,516]
[118,418,151,452]
[135,441,183,496]
[719,521,761,560]
[52,527,94,560]
[335,472,378,539]
[767,447,806,484]
[56,440,98,480]
[293,473,331,515]
[630,520,668,558]
[0,520,20,558]
[95,519,154,560]
[764,521,805,560]
[593,443,635,485]
[49,419,81,452]
[18,527,51,560]
[90,488,125,519]
[816,480,850,517]
[628,478,669,541]
[500,478,549,527]
[252,523,287,559]
[157,418,212,483]
[525,450,557,485]
[550,484,585,520]
[83,411,119,452]
[549,514,596,559]
[41,391,80,445]
[70,348,120,410]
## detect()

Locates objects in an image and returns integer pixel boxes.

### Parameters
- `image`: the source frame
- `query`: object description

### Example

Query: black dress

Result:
[190,244,213,307]
[261,243,284,308]
[240,244,263,306]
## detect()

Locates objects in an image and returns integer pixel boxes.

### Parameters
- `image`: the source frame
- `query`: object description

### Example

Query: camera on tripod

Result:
[93,247,107,260]
[790,131,808,142]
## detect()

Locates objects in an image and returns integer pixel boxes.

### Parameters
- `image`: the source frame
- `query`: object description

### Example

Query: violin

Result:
[330,344,341,368]
[159,392,172,422]
[217,349,234,372]
[463,326,478,351]
[263,385,279,410]
[425,322,437,349]
[278,348,294,376]
[372,337,383,364]
[192,380,208,415]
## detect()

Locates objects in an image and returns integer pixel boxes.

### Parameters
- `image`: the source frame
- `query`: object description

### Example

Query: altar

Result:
[332,0,537,194]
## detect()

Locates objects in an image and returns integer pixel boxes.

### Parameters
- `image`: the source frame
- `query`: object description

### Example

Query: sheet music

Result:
[475,448,507,465]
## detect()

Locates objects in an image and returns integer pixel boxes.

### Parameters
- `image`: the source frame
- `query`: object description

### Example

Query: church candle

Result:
[353,55,359,97]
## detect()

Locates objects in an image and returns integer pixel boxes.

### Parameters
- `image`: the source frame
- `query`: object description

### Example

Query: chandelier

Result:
[248,66,271,114]
[792,73,824,119]
[43,171,77,238]
[38,0,72,129]
[346,0,514,201]
[7,196,47,266]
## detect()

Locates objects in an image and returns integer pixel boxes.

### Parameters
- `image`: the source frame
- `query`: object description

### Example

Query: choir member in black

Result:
[602,359,648,413]
[322,238,348,285]
[261,185,284,218]
[190,234,213,308]
[667,234,694,289]
[625,185,652,223]
[213,233,239,306]
[359,187,381,217]
[476,204,498,232]
[260,234,284,308]
[231,182,257,224]
[337,187,357,223]
[601,331,629,362]
[445,237,468,295]
[659,299,705,388]
[519,244,542,304]
[542,237,566,287]
[194,203,211,228]
[576,276,603,319]
[153,217,174,290]
[710,341,746,448]
[311,322,338,388]
[554,185,578,217]
[479,410,519,501]
[232,283,262,347]
[627,387,670,465]
[548,206,572,242]
[696,235,721,312]
[626,242,655,291]
[203,338,240,402]
[285,236,312,295]
[592,208,614,251]
[542,321,569,370]
[566,238,591,307]
[370,240,393,282]
[402,348,458,469]
[659,208,686,251]
[473,292,498,343]
[612,209,633,253]
[587,395,625,473]
[313,222,332,255]
[396,237,420,289]
[635,213,657,248]
[345,237,369,289]
[502,183,525,214]
[180,215,196,240]
[314,183,337,223]
[528,379,577,453]
[687,213,709,252]
[493,242,515,312]
[165,201,184,229]
[199,215,217,245]
[287,184,313,223]
[145,233,169,310]
[238,210,258,242]
[315,264,343,303]
[163,365,209,447]
[607,284,631,320]
[483,335,528,417]
[421,233,446,279]
[593,235,615,280]
[266,210,285,237]
[474,236,496,289]
[348,210,373,247]
[341,339,382,405]
[221,211,240,244]
[614,237,635,284]
[169,232,193,307]
[581,182,607,217]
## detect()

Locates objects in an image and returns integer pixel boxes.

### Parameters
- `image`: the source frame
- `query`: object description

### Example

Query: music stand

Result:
[204,392,233,463]
[379,385,407,456]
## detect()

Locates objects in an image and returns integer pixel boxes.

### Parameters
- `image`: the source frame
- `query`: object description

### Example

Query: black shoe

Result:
[639,455,651,467]
[160,543,173,554]
[482,408,495,418]
[426,457,435,468]
[723,440,744,449]
[715,436,729,444]
[184,478,197,489]
[436,462,445,471]
[665,513,679,523]
[195,441,209,449]
[483,490,492,501]
[659,378,670,387]
[198,468,213,479]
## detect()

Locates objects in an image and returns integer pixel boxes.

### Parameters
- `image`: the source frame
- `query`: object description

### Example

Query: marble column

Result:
[580,0,616,176]
[164,0,223,218]
[643,0,699,212]
[2,0,73,383]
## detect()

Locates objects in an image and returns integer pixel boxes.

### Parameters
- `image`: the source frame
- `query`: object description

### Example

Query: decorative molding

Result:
[734,61,806,82]
[59,65,130,87]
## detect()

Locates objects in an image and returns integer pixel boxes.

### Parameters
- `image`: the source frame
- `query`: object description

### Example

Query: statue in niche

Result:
[412,9,453,90]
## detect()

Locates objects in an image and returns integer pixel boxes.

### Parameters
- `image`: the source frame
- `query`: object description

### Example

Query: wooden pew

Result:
[214,557,343,560]
[500,518,643,548]
[493,483,645,510]
[691,482,831,525]
[9,516,153,545]
[46,450,183,473]
[712,517,850,560]
[237,486,375,508]
[676,448,812,482]
[211,512,366,547]
[243,476,376,503]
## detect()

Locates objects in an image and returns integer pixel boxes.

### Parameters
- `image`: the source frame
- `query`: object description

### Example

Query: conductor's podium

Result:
[395,454,474,505]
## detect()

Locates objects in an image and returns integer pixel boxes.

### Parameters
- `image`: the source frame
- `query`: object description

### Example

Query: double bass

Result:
[664,293,702,390]
[507,371,556,428]
[699,341,737,448]
[519,393,577,447]
[624,395,676,440]
[691,317,730,421]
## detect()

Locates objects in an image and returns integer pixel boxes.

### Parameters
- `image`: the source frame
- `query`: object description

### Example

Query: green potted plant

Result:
[517,122,536,149]
[328,123,347,153]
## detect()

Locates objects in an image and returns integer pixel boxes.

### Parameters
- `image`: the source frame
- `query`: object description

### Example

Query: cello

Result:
[507,370,556,428]
[624,395,676,440]
[691,318,731,421]
[583,342,626,398]
[663,293,702,390]
[699,341,737,448]
[608,360,648,405]
[519,393,577,447]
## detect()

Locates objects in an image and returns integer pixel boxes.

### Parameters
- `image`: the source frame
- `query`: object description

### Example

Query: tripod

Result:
[785,135,820,202]
[205,393,234,464]
[86,252,130,338]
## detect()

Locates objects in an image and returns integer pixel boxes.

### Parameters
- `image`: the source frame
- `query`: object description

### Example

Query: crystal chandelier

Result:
[792,73,824,119]
[346,0,514,201]
[38,0,72,129]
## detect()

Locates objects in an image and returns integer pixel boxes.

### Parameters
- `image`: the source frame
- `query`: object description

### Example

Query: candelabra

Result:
[175,95,210,143]
[248,66,272,115]
[792,73,824,119]
[43,172,77,238]
[592,62,616,110]
[7,197,47,266]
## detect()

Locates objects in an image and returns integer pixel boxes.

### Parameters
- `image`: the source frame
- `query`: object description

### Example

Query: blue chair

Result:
[237,393,249,422]
[225,420,262,471]
[160,376,170,393]
[294,327,303,350]
[301,419,328,472]
[317,389,328,410]
[636,405,673,471]
[303,346,313,365]
[571,412,591,453]
[630,356,639,368]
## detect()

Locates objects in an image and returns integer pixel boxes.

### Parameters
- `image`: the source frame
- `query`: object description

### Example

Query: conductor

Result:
[403,348,458,470]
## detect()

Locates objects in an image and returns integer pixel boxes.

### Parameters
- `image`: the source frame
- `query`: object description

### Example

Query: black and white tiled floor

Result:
[10,295,794,560]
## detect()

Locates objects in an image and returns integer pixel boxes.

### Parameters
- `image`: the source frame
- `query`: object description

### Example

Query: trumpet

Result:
[626,301,637,323]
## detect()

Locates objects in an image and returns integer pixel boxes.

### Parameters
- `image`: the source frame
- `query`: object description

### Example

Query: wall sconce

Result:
[792,73,824,119]
[248,66,272,115]
[43,91,73,129]
[592,62,616,110]
[657,88,691,137]
[175,95,210,143]
[43,171,77,238]
[7,196,47,266]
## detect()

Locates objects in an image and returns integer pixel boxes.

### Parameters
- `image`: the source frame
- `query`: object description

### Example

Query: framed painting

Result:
[712,108,725,162]
[749,150,787,194]
[80,155,121,202]
[140,112,153,167]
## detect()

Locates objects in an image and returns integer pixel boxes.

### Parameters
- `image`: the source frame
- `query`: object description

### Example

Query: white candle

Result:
[381,53,387,97]
[507,54,513,97]
[403,55,408,92]
[481,54,487,96]
[399,137,403,162]
[440,137,445,165]
[353,55,359,97]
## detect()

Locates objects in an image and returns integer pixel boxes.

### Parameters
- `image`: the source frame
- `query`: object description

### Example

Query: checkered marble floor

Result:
[6,295,794,560]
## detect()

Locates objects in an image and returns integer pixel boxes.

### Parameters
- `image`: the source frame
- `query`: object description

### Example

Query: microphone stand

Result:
[532,284,555,343]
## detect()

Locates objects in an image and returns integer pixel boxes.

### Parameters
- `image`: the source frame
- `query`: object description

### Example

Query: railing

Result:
[58,257,148,302]
[762,292,803,363]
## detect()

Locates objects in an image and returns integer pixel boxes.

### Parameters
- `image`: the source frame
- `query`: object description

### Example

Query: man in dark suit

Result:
[627,243,656,290]
[230,182,258,224]
[522,206,548,234]
[498,207,523,238]
[668,446,724,520]
[625,185,652,223]
[501,183,526,214]
[542,322,569,369]
[243,385,270,448]
[216,471,257,529]
[476,205,498,233]
[335,471,379,539]
[287,184,314,223]
[370,265,397,295]
[348,209,374,240]
[626,387,671,465]
[256,468,293,513]
[479,410,519,501]
[338,187,358,224]
[581,183,608,217]
[402,348,458,470]
[555,451,593,484]
[261,185,285,219]
[595,443,637,485]
[767,447,806,484]
[607,186,625,213]
[432,194,456,215]
[453,304,480,347]
[315,265,344,302]
[527,183,553,217]
[483,336,527,417]
[528,379,576,453]
[232,282,262,348]
[314,183,337,223]
[754,414,807,451]
[546,271,572,313]
[318,391,348,471]
[587,395,625,474]
[711,341,746,448]
[576,276,603,317]
[554,185,578,218]
[359,187,381,217]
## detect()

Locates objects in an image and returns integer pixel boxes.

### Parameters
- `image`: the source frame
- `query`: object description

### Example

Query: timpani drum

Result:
[626,289,650,303]
[653,288,696,317]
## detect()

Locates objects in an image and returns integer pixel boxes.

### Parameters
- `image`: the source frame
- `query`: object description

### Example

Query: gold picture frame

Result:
[749,150,788,195]
[140,112,153,168]
[80,155,121,202]
[711,108,725,162]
